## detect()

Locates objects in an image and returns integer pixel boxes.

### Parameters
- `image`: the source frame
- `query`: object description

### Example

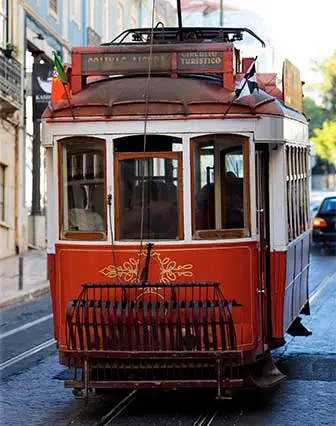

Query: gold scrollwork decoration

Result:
[99,257,139,282]
[99,251,194,283]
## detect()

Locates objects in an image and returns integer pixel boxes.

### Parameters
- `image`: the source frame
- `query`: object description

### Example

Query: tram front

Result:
[42,27,307,396]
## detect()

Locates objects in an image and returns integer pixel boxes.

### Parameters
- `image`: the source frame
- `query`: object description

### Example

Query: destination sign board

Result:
[81,51,224,73]
[178,51,223,70]
[82,52,172,73]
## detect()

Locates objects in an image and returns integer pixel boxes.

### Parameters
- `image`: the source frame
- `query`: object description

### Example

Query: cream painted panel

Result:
[41,118,259,145]
[283,118,309,145]
[269,145,287,251]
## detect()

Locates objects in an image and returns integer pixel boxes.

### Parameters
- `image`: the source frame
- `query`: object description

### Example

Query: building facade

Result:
[0,0,176,259]
[181,0,275,73]
[0,0,24,258]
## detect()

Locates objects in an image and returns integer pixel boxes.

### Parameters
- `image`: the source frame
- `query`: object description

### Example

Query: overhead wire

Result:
[108,193,122,284]
[136,0,157,283]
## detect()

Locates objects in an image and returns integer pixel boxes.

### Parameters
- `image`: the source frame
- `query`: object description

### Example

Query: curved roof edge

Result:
[43,75,307,123]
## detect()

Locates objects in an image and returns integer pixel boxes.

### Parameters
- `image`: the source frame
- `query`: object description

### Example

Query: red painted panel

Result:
[53,242,260,352]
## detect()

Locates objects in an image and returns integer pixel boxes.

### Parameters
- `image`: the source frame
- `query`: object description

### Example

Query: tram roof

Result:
[42,27,306,122]
[42,74,306,122]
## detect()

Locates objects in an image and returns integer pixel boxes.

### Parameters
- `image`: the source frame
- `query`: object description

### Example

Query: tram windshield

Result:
[118,157,179,239]
[114,135,183,240]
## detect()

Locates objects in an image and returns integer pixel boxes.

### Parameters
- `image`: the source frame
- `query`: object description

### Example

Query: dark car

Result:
[312,196,336,246]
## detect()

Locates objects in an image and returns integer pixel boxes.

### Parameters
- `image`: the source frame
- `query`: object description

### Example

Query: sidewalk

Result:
[0,249,50,309]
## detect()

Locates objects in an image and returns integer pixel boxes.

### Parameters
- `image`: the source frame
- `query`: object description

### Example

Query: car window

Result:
[320,198,336,214]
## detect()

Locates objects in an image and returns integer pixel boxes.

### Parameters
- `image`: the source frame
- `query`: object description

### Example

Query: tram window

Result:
[192,137,249,239]
[194,142,215,230]
[286,145,309,242]
[116,154,182,240]
[60,139,106,239]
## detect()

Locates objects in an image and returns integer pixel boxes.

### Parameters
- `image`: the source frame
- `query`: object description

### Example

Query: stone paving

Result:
[0,250,49,308]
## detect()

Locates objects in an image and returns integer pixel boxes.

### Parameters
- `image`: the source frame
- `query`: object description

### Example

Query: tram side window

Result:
[61,139,106,239]
[193,137,249,239]
[286,145,309,242]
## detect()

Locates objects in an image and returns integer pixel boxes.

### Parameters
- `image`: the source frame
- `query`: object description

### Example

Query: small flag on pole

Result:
[235,58,259,100]
[51,51,69,104]
[50,51,75,118]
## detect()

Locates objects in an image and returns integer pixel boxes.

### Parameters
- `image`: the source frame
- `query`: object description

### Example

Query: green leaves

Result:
[311,121,336,163]
[304,52,336,166]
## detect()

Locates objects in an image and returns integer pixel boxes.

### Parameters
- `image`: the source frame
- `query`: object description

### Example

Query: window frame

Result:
[114,151,184,241]
[70,0,81,27]
[58,137,107,241]
[88,0,96,31]
[103,0,111,42]
[190,134,250,240]
[48,0,59,21]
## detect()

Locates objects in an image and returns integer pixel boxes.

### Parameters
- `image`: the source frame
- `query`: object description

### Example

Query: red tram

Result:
[42,26,311,398]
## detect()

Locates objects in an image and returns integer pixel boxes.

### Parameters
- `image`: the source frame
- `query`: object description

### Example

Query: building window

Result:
[70,0,81,26]
[117,1,124,34]
[60,138,106,240]
[0,164,5,222]
[286,145,309,242]
[0,0,7,49]
[191,135,250,239]
[48,0,58,14]
[88,0,96,30]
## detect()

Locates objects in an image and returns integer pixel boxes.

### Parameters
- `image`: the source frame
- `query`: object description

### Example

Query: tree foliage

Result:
[309,52,336,164]
[314,51,336,120]
[311,121,336,164]
[303,97,325,138]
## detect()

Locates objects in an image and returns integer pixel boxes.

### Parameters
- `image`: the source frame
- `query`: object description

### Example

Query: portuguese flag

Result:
[51,51,70,104]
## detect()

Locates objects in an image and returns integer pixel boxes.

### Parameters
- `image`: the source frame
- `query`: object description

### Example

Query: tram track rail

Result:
[0,338,55,371]
[0,313,53,339]
[193,408,219,426]
[92,390,137,426]
[66,390,137,426]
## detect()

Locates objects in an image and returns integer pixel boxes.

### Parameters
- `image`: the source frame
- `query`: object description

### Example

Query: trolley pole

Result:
[220,0,224,26]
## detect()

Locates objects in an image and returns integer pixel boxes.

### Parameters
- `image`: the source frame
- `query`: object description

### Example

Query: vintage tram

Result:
[42,26,311,398]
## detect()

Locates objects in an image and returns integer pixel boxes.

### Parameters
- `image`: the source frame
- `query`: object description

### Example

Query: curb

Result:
[0,284,50,309]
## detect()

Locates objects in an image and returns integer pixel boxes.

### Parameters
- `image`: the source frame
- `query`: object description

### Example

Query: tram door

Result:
[255,145,271,351]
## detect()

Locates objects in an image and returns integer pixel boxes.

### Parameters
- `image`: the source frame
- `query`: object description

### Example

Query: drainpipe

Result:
[5,0,9,45]
[14,116,20,254]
